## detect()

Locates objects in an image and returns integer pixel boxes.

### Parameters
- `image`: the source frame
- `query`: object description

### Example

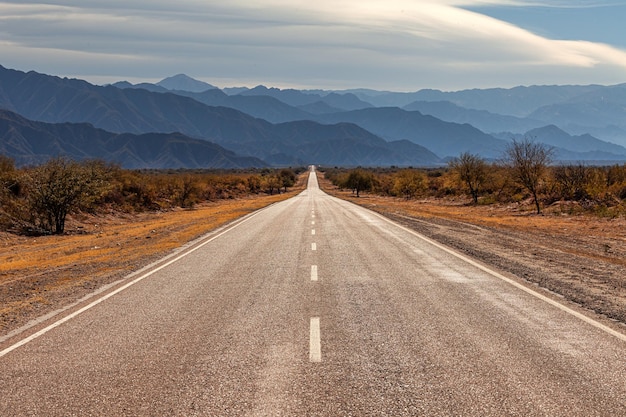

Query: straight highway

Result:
[1,168,624,416]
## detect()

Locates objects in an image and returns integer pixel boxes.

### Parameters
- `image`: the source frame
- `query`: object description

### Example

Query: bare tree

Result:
[449,152,487,204]
[505,139,553,214]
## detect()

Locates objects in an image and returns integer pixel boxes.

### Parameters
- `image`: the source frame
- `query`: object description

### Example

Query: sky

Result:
[1,0,625,92]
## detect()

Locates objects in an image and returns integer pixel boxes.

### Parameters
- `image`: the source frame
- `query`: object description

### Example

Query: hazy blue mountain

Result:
[528,84,626,135]
[156,74,217,93]
[7,64,623,166]
[550,148,626,162]
[171,89,314,124]
[238,85,374,110]
[329,85,626,148]
[565,125,626,148]
[386,140,442,166]
[239,85,317,106]
[315,107,507,159]
[222,87,250,95]
[111,81,170,93]
[110,76,626,149]
[524,125,626,156]
[0,109,266,168]
[349,90,431,108]
[234,120,441,166]
[0,66,439,167]
[370,85,603,117]
[316,92,373,111]
[0,65,278,140]
[111,83,314,123]
[493,128,626,162]
[112,75,217,94]
[296,101,344,115]
[402,100,545,134]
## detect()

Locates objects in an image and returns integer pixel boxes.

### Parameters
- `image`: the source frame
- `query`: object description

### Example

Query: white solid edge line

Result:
[0,205,272,359]
[337,196,626,343]
[310,317,321,362]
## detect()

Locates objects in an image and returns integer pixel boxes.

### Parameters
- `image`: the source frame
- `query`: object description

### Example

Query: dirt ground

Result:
[319,177,626,333]
[2,173,625,339]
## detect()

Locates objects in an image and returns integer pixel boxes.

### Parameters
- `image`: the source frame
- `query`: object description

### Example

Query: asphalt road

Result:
[1,169,625,416]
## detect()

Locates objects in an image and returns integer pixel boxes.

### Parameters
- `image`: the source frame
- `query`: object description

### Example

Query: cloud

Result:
[1,0,625,90]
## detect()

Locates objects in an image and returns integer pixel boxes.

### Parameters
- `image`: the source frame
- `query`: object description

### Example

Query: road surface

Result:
[1,168,625,416]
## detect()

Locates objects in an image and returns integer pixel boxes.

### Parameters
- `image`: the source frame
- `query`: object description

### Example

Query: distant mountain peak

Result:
[156,74,216,93]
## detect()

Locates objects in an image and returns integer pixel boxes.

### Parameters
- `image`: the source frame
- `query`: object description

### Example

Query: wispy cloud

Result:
[0,0,624,90]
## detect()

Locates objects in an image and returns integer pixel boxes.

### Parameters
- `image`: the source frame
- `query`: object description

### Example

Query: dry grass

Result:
[1,176,306,334]
[319,176,626,265]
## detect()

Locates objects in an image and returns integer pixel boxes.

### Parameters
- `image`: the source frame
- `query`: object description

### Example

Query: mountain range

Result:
[0,109,265,169]
[1,64,626,168]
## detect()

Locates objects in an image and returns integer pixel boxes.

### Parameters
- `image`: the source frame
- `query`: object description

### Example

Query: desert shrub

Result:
[481,165,519,203]
[105,170,160,211]
[279,168,297,192]
[606,164,626,200]
[262,174,282,195]
[0,156,23,230]
[171,174,201,208]
[345,169,374,197]
[449,153,488,204]
[0,156,20,197]
[552,164,591,200]
[246,175,262,194]
[24,158,112,234]
[373,172,395,196]
[392,169,425,200]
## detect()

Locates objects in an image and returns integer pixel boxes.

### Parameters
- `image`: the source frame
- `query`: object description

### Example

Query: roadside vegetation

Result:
[324,142,626,218]
[0,159,306,333]
[0,155,302,235]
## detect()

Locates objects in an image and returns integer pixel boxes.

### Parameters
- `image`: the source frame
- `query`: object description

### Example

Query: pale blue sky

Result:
[465,2,626,48]
[1,1,625,91]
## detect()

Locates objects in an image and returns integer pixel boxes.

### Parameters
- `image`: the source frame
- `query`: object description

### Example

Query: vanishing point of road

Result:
[1,168,625,416]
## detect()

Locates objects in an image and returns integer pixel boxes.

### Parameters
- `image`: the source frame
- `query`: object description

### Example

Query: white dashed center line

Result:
[310,317,321,362]
[311,229,315,235]
[312,242,317,251]
[311,265,318,281]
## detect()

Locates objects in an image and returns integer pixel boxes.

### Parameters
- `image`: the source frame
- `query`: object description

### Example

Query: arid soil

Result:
[319,177,626,333]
